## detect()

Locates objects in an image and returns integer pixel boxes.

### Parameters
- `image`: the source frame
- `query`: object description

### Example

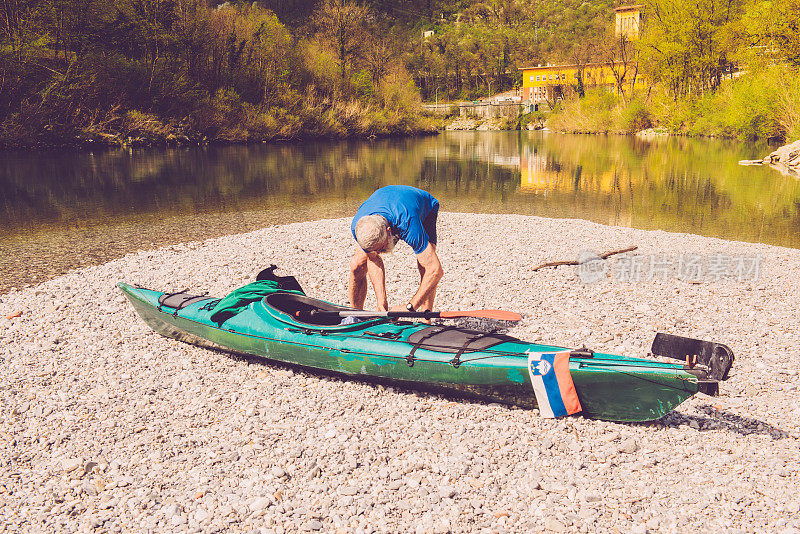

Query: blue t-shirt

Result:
[351,186,439,254]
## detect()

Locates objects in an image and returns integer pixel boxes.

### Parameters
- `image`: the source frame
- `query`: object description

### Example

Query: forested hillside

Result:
[0,0,425,146]
[260,0,616,100]
[2,0,799,146]
[550,0,800,140]
[0,0,625,146]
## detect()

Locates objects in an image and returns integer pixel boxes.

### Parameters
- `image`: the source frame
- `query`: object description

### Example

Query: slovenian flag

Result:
[527,350,582,418]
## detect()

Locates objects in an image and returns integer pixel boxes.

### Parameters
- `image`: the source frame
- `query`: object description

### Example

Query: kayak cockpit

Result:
[262,292,357,326]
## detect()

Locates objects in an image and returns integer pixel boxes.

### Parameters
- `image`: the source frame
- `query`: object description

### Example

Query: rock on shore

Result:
[2,213,799,533]
[763,139,800,177]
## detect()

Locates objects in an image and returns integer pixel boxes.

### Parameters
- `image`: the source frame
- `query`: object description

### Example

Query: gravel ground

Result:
[2,213,799,534]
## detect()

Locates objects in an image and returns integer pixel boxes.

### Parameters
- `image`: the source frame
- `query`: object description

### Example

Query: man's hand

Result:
[389,304,406,312]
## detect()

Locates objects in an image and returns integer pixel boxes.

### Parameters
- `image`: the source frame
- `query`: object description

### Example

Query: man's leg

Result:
[366,254,388,311]
[416,244,439,311]
[349,249,369,309]
[417,209,440,312]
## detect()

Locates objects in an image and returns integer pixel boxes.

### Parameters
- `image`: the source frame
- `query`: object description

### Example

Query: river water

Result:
[1,131,797,292]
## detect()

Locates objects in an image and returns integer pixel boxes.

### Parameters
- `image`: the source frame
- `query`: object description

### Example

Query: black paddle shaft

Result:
[306,309,440,319]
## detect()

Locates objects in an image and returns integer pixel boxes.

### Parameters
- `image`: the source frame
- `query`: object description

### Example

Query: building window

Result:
[550,74,553,81]
[536,75,540,81]
[530,75,534,82]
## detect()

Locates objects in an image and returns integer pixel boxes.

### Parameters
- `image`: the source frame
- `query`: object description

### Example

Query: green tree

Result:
[361,30,401,87]
[736,0,800,65]
[639,0,743,99]
[604,33,640,103]
[312,0,370,89]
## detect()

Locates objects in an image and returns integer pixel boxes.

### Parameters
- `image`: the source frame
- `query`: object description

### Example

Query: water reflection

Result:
[421,132,800,246]
[1,131,799,289]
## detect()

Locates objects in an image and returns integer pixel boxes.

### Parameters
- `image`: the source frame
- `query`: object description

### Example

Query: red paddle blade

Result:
[439,310,522,322]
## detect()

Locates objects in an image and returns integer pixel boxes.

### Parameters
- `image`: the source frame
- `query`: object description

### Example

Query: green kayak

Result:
[117,281,733,422]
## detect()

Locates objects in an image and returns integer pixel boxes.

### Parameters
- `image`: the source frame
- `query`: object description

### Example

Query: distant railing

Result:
[421,101,523,118]
[420,102,460,115]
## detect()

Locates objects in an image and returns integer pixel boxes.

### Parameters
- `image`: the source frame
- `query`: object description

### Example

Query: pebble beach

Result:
[2,213,799,533]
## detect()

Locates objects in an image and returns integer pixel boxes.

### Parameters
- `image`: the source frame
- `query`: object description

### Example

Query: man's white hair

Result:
[355,214,389,251]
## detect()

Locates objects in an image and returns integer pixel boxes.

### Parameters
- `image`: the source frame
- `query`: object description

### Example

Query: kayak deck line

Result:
[280,323,704,375]
[145,295,692,373]
[123,282,706,378]
[128,287,519,368]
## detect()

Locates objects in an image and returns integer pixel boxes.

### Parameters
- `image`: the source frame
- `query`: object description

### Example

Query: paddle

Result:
[298,309,522,322]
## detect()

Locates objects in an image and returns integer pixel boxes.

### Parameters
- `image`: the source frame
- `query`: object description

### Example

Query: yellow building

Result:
[518,5,644,109]
[518,63,623,108]
[614,5,644,40]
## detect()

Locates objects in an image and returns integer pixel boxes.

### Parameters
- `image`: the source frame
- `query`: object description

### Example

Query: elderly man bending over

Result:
[349,185,443,313]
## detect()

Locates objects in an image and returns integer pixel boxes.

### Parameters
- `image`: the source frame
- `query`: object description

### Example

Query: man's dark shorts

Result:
[423,207,438,248]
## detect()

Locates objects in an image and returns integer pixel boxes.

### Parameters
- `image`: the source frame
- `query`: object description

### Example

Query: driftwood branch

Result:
[532,246,638,271]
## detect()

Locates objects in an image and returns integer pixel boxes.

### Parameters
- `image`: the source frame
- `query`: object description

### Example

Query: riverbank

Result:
[2,213,798,532]
[548,67,800,142]
[0,108,439,150]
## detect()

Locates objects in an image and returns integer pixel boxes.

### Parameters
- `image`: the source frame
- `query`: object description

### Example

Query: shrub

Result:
[620,98,652,133]
[352,69,377,102]
[548,88,621,133]
[650,65,799,141]
[549,66,800,141]
[189,89,247,140]
[120,110,174,139]
[705,70,783,140]
[519,111,547,130]
[777,68,800,141]
[243,107,280,139]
